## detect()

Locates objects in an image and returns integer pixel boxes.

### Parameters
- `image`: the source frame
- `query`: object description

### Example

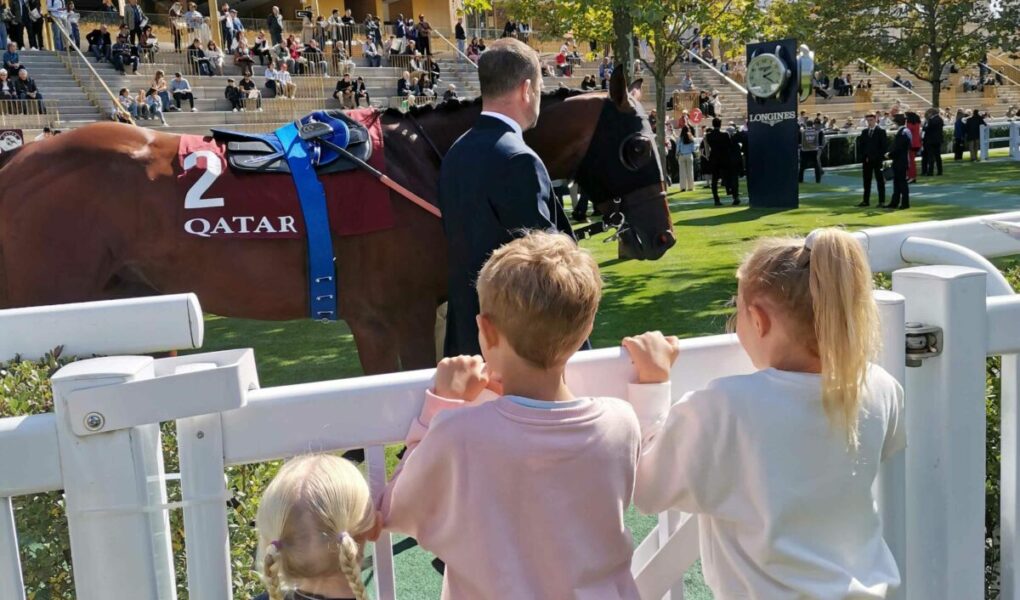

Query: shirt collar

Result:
[481,111,523,137]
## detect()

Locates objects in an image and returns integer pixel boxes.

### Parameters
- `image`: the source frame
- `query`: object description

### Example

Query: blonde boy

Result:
[379,231,676,599]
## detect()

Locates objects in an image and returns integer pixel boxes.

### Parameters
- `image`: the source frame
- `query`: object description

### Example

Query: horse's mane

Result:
[382,87,590,120]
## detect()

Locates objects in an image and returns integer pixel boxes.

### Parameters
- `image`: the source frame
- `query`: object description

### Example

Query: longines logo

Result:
[748,111,797,127]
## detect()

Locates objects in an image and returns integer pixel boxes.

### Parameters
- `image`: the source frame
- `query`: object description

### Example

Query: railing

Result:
[51,17,133,124]
[980,62,1020,87]
[8,212,1020,599]
[855,58,933,107]
[685,48,747,95]
[0,99,58,128]
[432,28,477,68]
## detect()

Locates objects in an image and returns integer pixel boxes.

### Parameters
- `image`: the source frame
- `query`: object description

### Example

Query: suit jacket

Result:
[125,3,144,30]
[705,128,734,169]
[266,14,283,34]
[858,127,888,163]
[438,114,573,356]
[965,114,985,140]
[889,128,911,167]
[923,115,944,145]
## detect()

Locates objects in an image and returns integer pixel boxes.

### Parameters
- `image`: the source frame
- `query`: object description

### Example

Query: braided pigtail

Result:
[337,533,368,600]
[262,542,284,600]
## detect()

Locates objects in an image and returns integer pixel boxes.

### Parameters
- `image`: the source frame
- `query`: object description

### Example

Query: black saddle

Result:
[210,110,373,176]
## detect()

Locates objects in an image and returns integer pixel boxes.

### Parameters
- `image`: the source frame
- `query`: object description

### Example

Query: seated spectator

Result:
[540,61,553,78]
[408,51,425,78]
[893,73,912,89]
[442,83,457,102]
[224,77,242,111]
[363,36,381,67]
[555,50,571,77]
[681,71,694,92]
[112,35,140,75]
[0,70,16,102]
[144,89,168,125]
[333,72,354,108]
[187,38,211,75]
[352,75,369,107]
[580,75,596,90]
[86,25,112,62]
[302,39,329,75]
[205,41,225,76]
[403,39,417,56]
[169,71,197,111]
[396,69,414,97]
[330,42,355,75]
[275,62,297,98]
[287,39,305,74]
[239,74,262,110]
[252,31,271,65]
[3,43,21,74]
[135,89,151,119]
[466,38,481,63]
[475,38,486,52]
[416,73,435,97]
[140,25,159,61]
[428,57,440,82]
[151,69,176,111]
[263,61,282,97]
[15,68,42,111]
[270,42,294,72]
[117,87,138,118]
[235,38,255,76]
[385,35,399,55]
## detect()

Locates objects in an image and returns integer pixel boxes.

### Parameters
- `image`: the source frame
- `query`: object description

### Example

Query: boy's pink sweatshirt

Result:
[380,385,669,599]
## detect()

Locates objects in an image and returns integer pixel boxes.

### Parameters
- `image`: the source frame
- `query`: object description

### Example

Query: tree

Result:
[770,0,1020,107]
[500,0,614,48]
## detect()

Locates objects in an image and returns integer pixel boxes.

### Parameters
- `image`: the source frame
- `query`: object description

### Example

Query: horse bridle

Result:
[574,198,628,242]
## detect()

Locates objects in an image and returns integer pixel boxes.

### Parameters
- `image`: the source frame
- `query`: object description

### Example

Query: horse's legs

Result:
[396,299,440,371]
[347,315,402,375]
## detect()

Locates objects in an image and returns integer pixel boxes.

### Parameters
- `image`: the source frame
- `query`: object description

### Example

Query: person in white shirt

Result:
[275,61,296,98]
[47,0,68,51]
[625,228,905,600]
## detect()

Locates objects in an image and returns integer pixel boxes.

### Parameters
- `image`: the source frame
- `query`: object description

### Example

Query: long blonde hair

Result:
[255,454,375,600]
[737,228,879,448]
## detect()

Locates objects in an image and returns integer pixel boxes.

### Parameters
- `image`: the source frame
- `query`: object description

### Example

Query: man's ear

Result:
[520,77,533,103]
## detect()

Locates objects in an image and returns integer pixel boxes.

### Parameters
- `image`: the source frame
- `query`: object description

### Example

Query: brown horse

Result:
[0,71,674,374]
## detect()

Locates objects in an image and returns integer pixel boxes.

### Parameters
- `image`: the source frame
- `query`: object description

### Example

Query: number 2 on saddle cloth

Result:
[175,109,395,321]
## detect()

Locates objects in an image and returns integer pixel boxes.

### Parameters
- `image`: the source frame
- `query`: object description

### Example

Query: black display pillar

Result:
[746,39,800,209]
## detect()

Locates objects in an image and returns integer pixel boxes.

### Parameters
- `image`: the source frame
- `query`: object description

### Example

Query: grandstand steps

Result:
[14,50,103,125]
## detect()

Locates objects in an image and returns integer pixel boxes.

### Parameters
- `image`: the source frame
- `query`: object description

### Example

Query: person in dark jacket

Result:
[223,77,241,110]
[856,113,888,207]
[965,109,986,161]
[886,113,911,209]
[953,109,966,160]
[921,107,944,176]
[438,38,577,357]
[799,119,825,183]
[111,34,139,74]
[85,24,111,61]
[266,5,283,45]
[705,117,740,206]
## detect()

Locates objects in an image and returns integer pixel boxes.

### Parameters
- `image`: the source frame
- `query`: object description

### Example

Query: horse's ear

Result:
[609,64,628,107]
[629,77,644,96]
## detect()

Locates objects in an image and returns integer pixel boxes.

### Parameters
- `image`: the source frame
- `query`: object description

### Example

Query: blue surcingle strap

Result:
[275,122,339,321]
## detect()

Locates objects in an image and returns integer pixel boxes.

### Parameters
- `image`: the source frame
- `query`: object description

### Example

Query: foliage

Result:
[500,0,614,45]
[766,0,1020,107]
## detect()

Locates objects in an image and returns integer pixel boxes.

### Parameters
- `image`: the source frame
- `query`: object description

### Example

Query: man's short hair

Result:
[712,117,722,129]
[477,231,601,368]
[174,72,182,77]
[478,38,540,99]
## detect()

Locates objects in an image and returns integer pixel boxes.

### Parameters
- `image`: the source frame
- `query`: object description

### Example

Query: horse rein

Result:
[407,113,446,163]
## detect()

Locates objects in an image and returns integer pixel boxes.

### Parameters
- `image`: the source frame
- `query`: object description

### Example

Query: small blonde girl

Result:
[255,454,380,600]
[625,228,906,600]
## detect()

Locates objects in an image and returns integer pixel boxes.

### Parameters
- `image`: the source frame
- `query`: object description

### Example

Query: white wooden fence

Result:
[4,212,1020,599]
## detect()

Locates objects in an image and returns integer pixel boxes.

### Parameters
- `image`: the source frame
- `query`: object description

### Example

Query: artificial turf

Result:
[192,152,1013,599]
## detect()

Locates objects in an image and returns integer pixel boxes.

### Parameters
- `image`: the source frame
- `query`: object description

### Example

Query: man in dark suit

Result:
[266,6,284,46]
[921,107,944,176]
[706,118,740,206]
[856,113,888,207]
[886,113,911,209]
[438,37,574,357]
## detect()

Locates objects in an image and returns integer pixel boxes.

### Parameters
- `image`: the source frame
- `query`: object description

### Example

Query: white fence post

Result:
[1002,353,1020,600]
[1010,122,1019,161]
[874,290,907,600]
[51,356,177,600]
[893,266,987,600]
[980,124,990,161]
[0,496,26,600]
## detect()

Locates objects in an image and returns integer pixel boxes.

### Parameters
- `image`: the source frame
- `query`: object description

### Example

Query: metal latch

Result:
[905,322,943,367]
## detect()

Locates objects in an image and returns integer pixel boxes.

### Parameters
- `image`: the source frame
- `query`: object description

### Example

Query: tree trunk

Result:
[612,1,633,84]
[655,70,668,178]
[930,51,942,108]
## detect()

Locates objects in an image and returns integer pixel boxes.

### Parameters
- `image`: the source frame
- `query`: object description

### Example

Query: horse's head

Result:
[572,69,675,261]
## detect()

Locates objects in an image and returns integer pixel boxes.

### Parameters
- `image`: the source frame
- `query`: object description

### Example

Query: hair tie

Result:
[269,540,282,552]
[337,531,351,543]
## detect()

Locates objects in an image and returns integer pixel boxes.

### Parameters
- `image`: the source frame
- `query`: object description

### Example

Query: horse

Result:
[0,69,675,375]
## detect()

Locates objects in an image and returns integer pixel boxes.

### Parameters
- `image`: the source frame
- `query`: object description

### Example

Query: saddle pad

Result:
[175,109,394,240]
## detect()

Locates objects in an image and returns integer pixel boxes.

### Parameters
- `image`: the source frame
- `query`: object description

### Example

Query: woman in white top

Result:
[205,40,223,75]
[626,228,905,600]
[263,61,281,97]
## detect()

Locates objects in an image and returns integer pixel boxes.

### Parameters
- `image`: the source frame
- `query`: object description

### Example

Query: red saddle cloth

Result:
[175,108,394,240]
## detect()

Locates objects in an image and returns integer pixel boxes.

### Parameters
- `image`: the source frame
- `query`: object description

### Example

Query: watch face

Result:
[747,54,787,99]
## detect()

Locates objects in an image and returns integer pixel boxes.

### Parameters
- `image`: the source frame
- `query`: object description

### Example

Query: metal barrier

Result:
[0,99,57,128]
[52,17,133,124]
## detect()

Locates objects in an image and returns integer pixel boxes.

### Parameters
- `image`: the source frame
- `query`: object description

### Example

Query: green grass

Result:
[190,157,1009,599]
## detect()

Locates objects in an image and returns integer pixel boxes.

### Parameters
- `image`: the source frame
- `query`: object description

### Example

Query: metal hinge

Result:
[905,322,944,367]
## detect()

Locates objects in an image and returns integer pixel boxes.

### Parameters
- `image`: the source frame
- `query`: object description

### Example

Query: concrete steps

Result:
[14,50,103,124]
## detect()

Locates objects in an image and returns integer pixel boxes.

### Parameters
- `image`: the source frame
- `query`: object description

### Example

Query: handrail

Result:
[979,62,1020,87]
[990,54,1020,80]
[432,29,477,69]
[685,48,746,95]
[51,17,134,125]
[855,58,933,106]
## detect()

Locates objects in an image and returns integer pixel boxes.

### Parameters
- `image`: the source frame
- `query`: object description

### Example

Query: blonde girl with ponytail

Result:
[254,454,381,600]
[624,228,906,600]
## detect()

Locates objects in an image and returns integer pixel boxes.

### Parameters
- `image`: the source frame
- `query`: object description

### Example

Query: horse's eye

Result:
[621,135,653,171]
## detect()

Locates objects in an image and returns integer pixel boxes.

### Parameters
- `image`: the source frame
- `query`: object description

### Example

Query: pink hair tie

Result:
[338,531,351,543]
[270,540,282,551]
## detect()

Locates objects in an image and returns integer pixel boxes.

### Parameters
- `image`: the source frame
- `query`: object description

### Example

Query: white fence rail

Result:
[5,212,1020,599]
